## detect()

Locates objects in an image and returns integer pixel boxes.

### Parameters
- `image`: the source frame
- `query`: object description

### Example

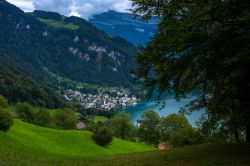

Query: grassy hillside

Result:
[0,120,249,166]
[1,121,250,166]
[0,120,155,165]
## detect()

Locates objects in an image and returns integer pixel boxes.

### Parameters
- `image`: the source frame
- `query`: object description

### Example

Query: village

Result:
[64,88,138,110]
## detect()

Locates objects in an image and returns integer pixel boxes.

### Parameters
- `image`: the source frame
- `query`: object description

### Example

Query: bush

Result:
[0,95,8,109]
[170,127,204,147]
[53,108,77,129]
[0,108,13,132]
[92,126,113,146]
[16,103,35,123]
[34,109,52,127]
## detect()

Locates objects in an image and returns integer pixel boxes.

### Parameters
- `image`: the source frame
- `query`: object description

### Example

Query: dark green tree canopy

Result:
[92,126,113,146]
[0,95,8,109]
[131,0,250,142]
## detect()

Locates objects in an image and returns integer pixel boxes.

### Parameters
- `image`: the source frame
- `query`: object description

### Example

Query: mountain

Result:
[0,0,137,89]
[0,49,65,108]
[90,10,159,46]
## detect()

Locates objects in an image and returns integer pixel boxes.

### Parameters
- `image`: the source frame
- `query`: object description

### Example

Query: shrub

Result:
[34,109,52,127]
[53,108,77,129]
[170,127,204,147]
[0,108,13,132]
[16,103,35,123]
[0,95,8,109]
[92,126,113,146]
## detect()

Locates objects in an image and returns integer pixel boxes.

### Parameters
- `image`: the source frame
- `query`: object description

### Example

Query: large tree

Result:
[110,113,134,140]
[131,0,250,142]
[138,110,160,145]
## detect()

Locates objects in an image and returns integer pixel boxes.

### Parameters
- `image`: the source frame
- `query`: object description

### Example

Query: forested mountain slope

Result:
[0,0,137,87]
[0,49,65,107]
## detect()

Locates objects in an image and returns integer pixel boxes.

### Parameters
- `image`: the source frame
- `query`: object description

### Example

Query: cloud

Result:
[6,0,132,19]
[6,0,35,12]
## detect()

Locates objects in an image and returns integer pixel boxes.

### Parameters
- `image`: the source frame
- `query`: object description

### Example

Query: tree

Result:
[170,127,203,147]
[16,102,35,123]
[34,109,52,127]
[110,113,133,140]
[53,108,77,130]
[92,126,113,146]
[138,110,160,145]
[0,95,8,109]
[0,108,13,132]
[131,0,250,142]
[159,114,191,141]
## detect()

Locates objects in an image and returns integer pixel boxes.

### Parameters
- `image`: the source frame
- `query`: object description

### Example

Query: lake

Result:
[124,96,203,126]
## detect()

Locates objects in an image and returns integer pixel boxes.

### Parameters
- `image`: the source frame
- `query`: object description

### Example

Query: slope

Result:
[0,120,155,162]
[1,121,249,166]
[0,0,137,87]
[0,49,65,108]
[90,10,159,46]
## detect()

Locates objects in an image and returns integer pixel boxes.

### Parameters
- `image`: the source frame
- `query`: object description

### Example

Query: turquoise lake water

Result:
[124,96,203,126]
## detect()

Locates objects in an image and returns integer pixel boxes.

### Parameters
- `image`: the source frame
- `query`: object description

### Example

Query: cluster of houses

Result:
[64,89,138,110]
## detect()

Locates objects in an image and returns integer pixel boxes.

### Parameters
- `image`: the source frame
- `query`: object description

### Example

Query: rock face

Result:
[0,1,137,87]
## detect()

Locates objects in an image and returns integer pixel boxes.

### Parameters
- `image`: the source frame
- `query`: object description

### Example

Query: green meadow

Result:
[38,18,79,30]
[93,116,108,123]
[1,120,250,166]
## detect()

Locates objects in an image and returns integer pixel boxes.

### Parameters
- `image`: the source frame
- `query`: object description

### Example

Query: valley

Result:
[1,0,250,165]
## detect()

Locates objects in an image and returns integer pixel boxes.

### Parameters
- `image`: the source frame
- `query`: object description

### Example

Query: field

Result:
[38,18,79,30]
[93,116,108,123]
[0,120,250,166]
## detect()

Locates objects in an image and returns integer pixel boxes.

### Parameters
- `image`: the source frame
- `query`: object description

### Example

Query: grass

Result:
[0,120,250,166]
[38,18,79,30]
[93,116,108,123]
[0,120,155,165]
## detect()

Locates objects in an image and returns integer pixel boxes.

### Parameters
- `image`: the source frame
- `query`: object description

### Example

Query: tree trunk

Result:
[234,125,240,143]
[246,124,250,143]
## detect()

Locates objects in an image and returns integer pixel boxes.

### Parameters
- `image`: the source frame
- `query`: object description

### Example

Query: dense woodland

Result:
[0,50,65,108]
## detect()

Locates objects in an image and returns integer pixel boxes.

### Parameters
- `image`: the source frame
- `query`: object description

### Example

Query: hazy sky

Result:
[6,0,132,19]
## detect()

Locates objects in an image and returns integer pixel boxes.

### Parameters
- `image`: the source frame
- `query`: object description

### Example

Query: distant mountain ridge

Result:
[90,10,159,46]
[0,0,137,88]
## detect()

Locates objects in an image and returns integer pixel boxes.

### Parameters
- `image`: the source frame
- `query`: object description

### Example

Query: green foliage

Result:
[131,0,250,142]
[16,103,35,123]
[0,50,65,108]
[92,126,113,146]
[0,2,137,88]
[0,122,249,166]
[159,114,191,141]
[0,95,8,109]
[170,127,203,147]
[138,110,160,145]
[0,108,13,132]
[109,113,134,140]
[34,109,52,127]
[53,108,77,130]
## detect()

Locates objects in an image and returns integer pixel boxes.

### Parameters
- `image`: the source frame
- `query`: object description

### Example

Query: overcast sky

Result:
[6,0,132,19]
